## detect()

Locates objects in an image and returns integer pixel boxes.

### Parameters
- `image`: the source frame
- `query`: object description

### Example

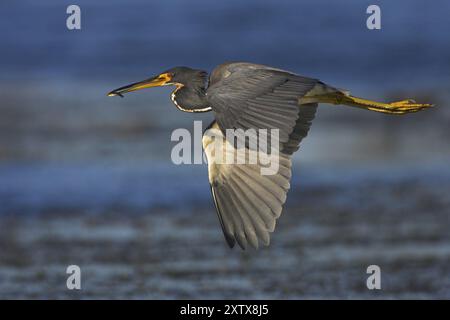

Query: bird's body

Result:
[108,62,432,249]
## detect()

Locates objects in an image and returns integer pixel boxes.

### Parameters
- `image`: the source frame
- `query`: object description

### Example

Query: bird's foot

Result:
[382,99,434,114]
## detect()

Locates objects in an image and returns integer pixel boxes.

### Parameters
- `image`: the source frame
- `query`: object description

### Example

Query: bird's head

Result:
[107,66,208,97]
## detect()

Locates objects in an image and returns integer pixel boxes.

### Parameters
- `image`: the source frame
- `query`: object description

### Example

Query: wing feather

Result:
[207,64,318,148]
[203,121,292,249]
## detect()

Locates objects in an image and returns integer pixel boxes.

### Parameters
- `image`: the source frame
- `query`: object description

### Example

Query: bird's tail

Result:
[313,91,433,115]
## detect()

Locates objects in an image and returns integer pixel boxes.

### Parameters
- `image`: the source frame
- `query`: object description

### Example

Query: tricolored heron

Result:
[108,62,432,249]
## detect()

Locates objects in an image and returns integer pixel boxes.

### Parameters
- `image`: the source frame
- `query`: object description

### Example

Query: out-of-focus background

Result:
[0,0,449,299]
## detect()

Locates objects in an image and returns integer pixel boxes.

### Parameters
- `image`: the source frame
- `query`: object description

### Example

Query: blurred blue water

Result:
[0,0,449,89]
[1,2,450,300]
[0,1,449,215]
[1,162,449,214]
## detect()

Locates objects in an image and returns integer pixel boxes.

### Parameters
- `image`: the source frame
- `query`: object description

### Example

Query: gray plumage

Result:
[207,63,318,147]
[202,63,319,249]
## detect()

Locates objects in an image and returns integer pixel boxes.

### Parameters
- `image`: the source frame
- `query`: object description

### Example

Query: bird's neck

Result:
[171,84,211,113]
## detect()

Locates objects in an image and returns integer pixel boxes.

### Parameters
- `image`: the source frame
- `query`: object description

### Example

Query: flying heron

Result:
[108,62,432,249]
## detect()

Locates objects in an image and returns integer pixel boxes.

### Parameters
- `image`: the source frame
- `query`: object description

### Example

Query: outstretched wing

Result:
[203,121,293,249]
[206,63,319,149]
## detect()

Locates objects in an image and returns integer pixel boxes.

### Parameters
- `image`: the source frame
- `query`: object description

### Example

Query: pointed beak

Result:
[107,72,172,97]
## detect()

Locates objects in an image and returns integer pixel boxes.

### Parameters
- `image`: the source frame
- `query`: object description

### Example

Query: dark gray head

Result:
[163,66,209,90]
[107,66,211,112]
[107,66,208,97]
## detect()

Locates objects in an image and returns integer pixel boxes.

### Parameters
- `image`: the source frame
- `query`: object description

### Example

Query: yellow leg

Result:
[300,88,433,114]
[299,83,433,114]
[340,96,433,115]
